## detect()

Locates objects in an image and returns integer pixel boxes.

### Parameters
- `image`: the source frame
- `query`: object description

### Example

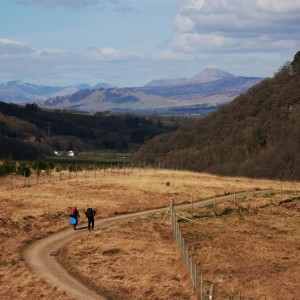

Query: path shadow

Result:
[74,226,89,231]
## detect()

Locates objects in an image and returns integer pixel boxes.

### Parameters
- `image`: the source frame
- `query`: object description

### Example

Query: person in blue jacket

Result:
[70,206,80,230]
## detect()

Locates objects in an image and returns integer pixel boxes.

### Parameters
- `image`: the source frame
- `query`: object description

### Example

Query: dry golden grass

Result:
[59,217,195,300]
[177,195,300,299]
[0,168,299,299]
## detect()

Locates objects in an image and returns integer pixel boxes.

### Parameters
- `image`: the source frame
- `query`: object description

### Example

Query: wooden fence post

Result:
[234,191,236,207]
[200,274,203,300]
[210,284,214,300]
[214,196,216,213]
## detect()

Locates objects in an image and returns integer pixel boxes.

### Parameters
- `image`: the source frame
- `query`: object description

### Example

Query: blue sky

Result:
[1,0,300,87]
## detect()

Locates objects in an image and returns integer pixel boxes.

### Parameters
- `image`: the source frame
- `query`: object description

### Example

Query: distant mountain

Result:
[0,81,113,104]
[41,71,262,114]
[92,82,117,89]
[0,69,263,115]
[0,81,63,103]
[144,68,236,87]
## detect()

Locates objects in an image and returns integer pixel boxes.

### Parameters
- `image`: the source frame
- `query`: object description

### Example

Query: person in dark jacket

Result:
[85,208,96,231]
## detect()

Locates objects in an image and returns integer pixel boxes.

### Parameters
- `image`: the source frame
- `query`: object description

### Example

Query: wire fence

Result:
[170,201,214,300]
[0,160,208,191]
[0,163,137,190]
[168,188,299,300]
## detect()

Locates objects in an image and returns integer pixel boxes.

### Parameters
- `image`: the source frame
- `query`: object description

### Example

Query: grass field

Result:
[0,169,299,299]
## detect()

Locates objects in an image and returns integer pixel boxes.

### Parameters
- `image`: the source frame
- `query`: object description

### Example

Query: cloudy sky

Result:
[1,0,300,87]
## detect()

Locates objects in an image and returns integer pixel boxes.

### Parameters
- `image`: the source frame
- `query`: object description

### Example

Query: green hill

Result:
[0,102,177,160]
[133,51,300,180]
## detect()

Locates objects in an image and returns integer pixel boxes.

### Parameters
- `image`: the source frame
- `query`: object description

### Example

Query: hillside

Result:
[0,102,176,160]
[133,51,300,180]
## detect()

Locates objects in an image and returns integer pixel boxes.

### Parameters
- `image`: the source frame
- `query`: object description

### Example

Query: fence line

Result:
[0,161,201,191]
[1,163,136,190]
[170,202,215,300]
[168,187,299,300]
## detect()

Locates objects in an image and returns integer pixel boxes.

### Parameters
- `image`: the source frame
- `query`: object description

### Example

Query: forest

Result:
[133,51,300,181]
[0,102,178,160]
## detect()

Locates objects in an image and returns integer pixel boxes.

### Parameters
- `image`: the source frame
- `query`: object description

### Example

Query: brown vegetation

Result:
[0,169,299,299]
[179,195,300,299]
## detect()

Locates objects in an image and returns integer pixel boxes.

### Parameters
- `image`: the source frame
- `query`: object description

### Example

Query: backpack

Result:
[85,208,93,218]
[70,207,76,217]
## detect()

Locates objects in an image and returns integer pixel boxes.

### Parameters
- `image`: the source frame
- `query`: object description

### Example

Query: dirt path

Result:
[23,191,266,300]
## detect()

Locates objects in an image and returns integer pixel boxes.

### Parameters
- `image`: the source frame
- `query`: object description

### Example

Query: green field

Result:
[47,151,132,165]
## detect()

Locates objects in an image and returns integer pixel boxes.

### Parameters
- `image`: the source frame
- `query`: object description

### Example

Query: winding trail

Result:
[23,191,267,300]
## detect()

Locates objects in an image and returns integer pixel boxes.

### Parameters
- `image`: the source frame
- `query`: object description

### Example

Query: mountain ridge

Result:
[0,68,263,115]
[42,69,262,114]
[0,81,114,104]
[144,68,236,87]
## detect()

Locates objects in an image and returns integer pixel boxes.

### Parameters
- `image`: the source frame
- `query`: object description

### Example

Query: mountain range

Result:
[0,81,115,104]
[0,68,263,115]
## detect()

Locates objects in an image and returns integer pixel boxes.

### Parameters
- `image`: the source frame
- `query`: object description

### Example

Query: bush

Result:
[0,160,17,177]
[16,162,31,177]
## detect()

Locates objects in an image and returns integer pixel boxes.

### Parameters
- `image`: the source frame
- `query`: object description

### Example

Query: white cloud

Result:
[84,48,127,60]
[174,0,300,33]
[255,0,300,14]
[170,0,300,54]
[166,33,297,54]
[12,0,98,8]
[151,49,195,61]
[0,38,33,54]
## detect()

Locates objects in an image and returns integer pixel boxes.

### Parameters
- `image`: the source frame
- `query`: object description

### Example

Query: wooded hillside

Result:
[0,103,177,160]
[133,51,300,180]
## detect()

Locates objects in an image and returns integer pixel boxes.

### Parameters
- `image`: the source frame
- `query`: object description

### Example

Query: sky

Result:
[1,0,300,87]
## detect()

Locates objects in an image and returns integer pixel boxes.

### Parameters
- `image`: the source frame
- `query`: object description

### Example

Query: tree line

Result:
[0,102,178,160]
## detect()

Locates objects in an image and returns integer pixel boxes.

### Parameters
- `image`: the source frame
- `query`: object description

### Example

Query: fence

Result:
[170,200,214,300]
[0,162,136,190]
[0,160,199,191]
[168,187,299,300]
[0,160,196,190]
